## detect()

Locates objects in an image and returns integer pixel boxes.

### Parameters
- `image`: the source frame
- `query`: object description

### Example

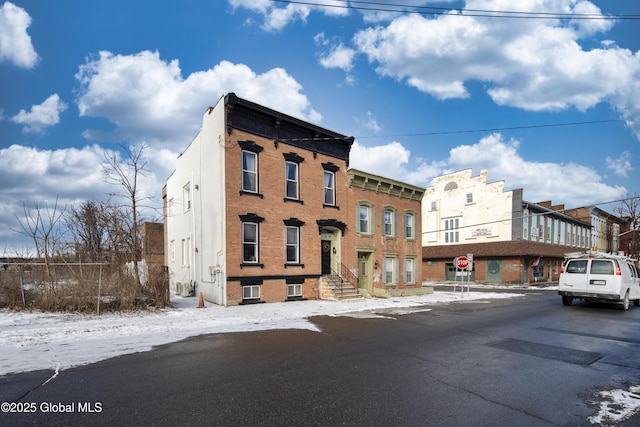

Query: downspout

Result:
[190,171,196,291]
[217,134,227,306]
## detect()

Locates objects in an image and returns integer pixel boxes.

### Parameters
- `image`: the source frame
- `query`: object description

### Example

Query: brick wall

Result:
[224,129,351,304]
[141,222,165,265]
[347,177,423,290]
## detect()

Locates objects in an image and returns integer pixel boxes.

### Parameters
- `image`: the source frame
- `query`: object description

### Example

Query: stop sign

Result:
[455,256,469,269]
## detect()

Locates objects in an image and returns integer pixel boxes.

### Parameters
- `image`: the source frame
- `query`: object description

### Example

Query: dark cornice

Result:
[225,93,353,163]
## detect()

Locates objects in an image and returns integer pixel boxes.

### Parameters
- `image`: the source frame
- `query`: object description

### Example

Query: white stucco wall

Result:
[166,96,227,305]
[422,169,514,246]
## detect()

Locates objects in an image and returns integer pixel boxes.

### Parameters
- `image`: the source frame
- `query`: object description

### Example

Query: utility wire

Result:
[357,119,619,140]
[422,195,640,236]
[276,119,619,142]
[269,0,640,20]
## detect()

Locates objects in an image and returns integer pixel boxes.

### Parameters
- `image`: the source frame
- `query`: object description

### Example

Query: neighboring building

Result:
[348,169,426,297]
[562,205,622,254]
[164,93,354,306]
[141,222,164,266]
[422,169,591,284]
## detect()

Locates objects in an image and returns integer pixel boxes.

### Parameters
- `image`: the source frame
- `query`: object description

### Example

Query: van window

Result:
[590,260,615,275]
[565,260,587,274]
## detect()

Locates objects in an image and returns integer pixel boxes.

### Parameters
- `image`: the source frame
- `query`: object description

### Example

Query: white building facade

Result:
[422,169,592,284]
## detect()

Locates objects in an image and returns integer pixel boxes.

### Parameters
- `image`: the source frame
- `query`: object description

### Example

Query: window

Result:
[383,257,397,284]
[242,223,258,263]
[404,258,415,284]
[170,240,175,262]
[183,184,191,212]
[323,170,335,205]
[466,193,473,203]
[591,260,615,275]
[243,285,260,300]
[285,161,299,199]
[430,201,437,211]
[242,151,258,193]
[286,226,300,263]
[287,283,302,298]
[444,218,459,243]
[358,204,371,234]
[404,213,415,239]
[565,260,587,274]
[383,209,395,237]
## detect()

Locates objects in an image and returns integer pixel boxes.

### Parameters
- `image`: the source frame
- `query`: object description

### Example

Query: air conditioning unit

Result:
[175,282,183,295]
[181,282,194,297]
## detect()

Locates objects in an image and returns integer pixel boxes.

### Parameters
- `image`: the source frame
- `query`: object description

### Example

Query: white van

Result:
[558,251,640,310]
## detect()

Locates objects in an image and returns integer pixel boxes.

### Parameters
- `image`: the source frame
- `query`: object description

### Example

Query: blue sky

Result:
[1,0,639,253]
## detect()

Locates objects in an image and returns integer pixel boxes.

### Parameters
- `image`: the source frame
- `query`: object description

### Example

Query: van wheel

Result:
[562,296,573,306]
[620,291,630,311]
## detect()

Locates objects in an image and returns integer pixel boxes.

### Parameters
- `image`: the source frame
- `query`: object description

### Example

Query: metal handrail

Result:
[340,263,359,289]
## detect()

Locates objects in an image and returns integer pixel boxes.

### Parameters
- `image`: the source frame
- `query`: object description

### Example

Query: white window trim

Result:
[323,170,335,206]
[404,212,415,239]
[242,222,259,263]
[383,209,395,237]
[404,258,415,284]
[286,226,300,264]
[242,150,258,193]
[358,204,371,235]
[285,161,299,200]
[243,285,260,300]
[287,283,303,297]
[383,257,397,284]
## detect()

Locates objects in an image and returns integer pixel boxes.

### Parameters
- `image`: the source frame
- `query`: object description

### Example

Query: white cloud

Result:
[319,43,357,71]
[228,0,348,31]
[0,2,38,68]
[350,140,410,176]
[0,143,172,252]
[351,133,625,207]
[356,111,382,134]
[446,133,627,205]
[11,94,67,133]
[75,51,322,148]
[351,0,640,140]
[606,152,632,178]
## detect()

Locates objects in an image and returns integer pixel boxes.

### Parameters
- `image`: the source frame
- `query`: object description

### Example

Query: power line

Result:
[269,0,640,20]
[276,119,619,142]
[358,119,619,139]
[422,195,640,236]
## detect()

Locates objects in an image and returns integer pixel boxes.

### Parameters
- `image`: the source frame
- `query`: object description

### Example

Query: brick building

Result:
[422,169,591,284]
[348,169,426,297]
[141,222,164,266]
[164,93,359,305]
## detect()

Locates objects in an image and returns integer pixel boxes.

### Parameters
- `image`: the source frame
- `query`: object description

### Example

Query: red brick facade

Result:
[347,170,424,296]
[224,128,352,303]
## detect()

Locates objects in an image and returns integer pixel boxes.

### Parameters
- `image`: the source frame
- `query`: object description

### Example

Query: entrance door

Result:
[486,259,502,283]
[321,240,332,275]
[358,253,371,293]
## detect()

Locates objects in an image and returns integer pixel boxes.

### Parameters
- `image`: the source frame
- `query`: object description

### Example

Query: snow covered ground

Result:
[0,285,638,424]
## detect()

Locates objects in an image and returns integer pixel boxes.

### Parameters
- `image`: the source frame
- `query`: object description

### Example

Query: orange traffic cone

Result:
[197,292,205,308]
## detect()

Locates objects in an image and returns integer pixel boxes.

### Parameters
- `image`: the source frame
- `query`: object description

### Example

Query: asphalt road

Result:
[3,289,640,426]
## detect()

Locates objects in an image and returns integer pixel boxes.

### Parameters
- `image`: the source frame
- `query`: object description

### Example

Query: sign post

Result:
[454,256,470,296]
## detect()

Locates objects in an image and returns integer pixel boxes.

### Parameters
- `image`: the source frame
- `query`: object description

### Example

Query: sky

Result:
[1,0,639,253]
[0,287,637,424]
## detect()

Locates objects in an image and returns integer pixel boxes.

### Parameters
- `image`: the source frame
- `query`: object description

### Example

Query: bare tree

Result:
[65,200,108,262]
[13,196,66,302]
[615,193,640,258]
[102,143,151,288]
